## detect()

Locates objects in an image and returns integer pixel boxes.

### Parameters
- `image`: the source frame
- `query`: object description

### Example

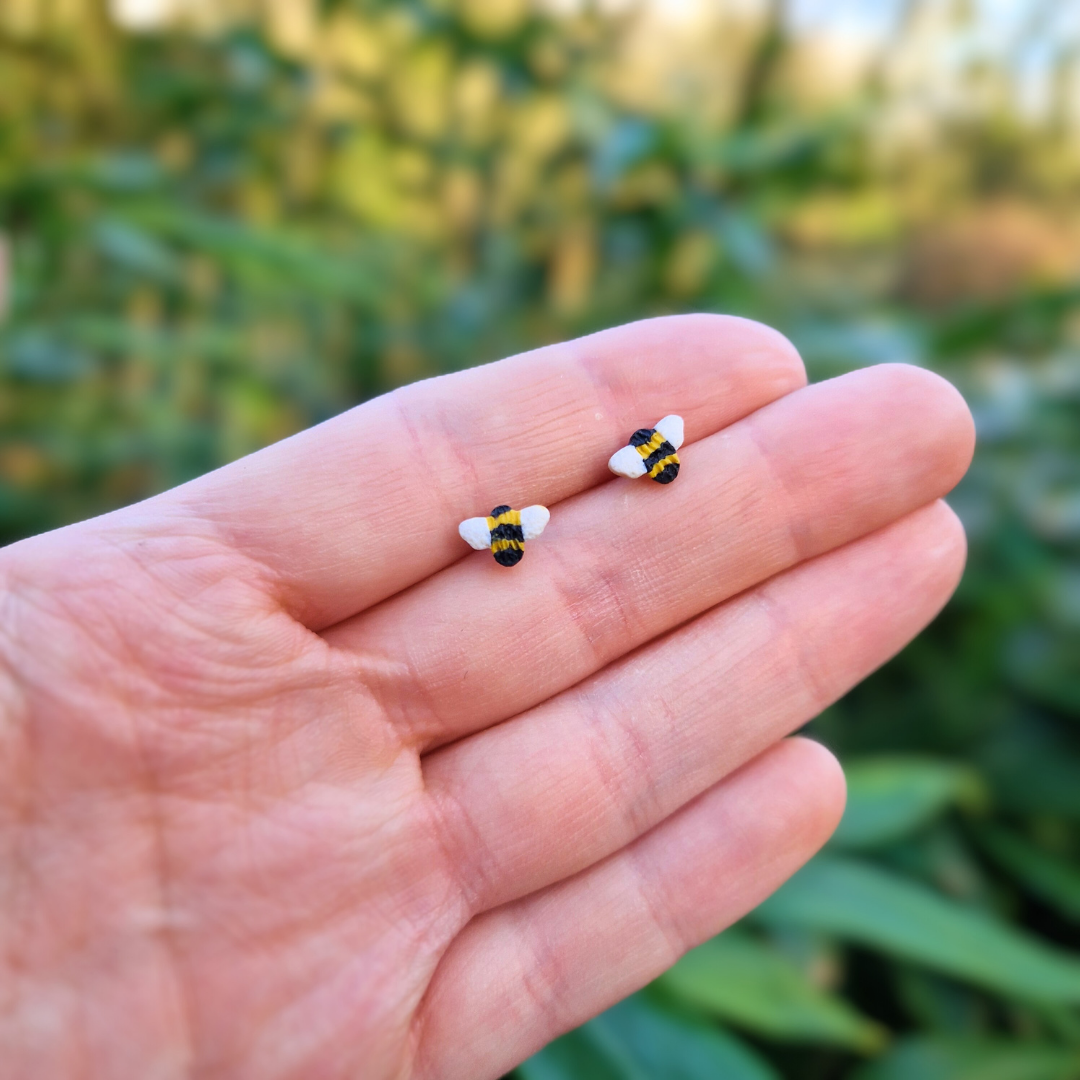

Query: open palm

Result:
[0,316,974,1079]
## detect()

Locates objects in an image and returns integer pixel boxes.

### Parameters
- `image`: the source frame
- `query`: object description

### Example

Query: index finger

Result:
[154,315,806,629]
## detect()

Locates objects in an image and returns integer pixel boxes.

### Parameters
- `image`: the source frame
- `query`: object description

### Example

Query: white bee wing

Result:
[458,517,492,550]
[654,414,684,450]
[608,444,648,478]
[519,505,550,540]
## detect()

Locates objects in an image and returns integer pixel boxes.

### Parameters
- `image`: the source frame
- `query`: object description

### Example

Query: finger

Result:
[424,500,964,915]
[414,737,846,1080]
[148,315,805,628]
[329,365,973,746]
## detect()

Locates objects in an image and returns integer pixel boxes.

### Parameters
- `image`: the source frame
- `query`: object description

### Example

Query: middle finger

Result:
[325,364,972,748]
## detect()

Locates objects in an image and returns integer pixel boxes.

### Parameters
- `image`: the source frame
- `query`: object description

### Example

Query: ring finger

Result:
[423,500,966,915]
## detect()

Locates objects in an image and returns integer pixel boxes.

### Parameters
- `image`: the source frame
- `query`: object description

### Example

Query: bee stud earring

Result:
[608,414,684,484]
[459,504,550,566]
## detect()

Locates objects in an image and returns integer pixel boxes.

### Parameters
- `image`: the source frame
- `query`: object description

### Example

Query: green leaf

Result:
[128,207,387,304]
[655,928,886,1051]
[3,330,94,382]
[594,996,781,1080]
[851,1036,1080,1080]
[519,995,778,1080]
[90,153,164,192]
[517,1024,641,1080]
[975,826,1080,922]
[90,218,179,281]
[831,757,980,849]
[755,855,1080,1003]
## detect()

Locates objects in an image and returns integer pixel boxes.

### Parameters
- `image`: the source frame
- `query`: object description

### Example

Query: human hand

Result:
[0,316,974,1079]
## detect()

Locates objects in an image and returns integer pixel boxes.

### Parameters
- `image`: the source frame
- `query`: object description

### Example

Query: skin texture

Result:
[0,315,975,1079]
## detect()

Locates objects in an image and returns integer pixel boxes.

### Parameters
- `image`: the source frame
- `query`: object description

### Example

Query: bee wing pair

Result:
[607,414,684,483]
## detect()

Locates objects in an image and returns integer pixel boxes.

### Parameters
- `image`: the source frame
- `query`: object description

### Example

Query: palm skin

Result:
[0,316,974,1080]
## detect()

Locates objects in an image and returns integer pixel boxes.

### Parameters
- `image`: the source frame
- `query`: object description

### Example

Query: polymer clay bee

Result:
[458,504,550,567]
[608,414,684,484]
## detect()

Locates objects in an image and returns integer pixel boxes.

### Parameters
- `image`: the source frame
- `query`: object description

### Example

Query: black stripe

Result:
[490,504,512,517]
[490,523,524,543]
[642,439,675,472]
[493,546,524,566]
[651,460,679,484]
[628,427,656,448]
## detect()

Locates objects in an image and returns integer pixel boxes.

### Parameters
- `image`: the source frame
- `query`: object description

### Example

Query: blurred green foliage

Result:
[2,1,1079,1077]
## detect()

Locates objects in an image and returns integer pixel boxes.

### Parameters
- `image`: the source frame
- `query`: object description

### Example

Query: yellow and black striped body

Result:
[486,505,525,566]
[629,427,680,484]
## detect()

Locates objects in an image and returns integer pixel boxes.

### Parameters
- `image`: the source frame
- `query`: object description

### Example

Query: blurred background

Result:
[2,0,1080,1076]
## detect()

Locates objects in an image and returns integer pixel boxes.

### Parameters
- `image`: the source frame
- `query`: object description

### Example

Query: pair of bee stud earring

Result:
[459,415,684,566]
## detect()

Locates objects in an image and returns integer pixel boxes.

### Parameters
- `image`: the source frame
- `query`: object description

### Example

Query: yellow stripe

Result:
[635,430,667,458]
[648,453,679,478]
[491,538,524,553]
[486,509,522,530]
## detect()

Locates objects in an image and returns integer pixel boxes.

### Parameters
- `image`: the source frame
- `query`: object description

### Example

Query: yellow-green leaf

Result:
[831,757,980,849]
[655,928,886,1052]
[755,855,1080,1003]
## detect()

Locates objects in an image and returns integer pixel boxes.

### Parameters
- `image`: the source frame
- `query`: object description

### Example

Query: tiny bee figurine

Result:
[608,415,684,484]
[459,504,550,566]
